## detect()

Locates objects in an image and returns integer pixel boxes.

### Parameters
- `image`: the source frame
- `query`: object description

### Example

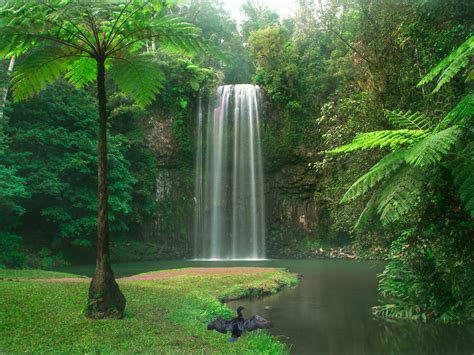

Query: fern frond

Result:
[452,142,474,217]
[439,93,474,129]
[109,53,165,107]
[109,14,227,62]
[376,167,424,225]
[341,150,406,202]
[329,129,427,154]
[417,36,474,92]
[354,193,378,230]
[385,110,433,131]
[64,57,96,89]
[404,126,461,167]
[10,44,73,101]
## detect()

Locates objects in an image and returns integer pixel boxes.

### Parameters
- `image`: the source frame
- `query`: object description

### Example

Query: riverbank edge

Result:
[170,267,300,353]
[217,268,300,302]
[108,242,386,263]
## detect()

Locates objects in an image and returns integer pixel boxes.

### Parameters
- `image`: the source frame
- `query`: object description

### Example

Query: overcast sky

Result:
[221,0,298,24]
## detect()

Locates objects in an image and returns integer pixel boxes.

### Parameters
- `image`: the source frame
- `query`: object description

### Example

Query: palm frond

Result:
[439,93,474,129]
[404,126,461,167]
[417,36,474,93]
[109,53,165,107]
[376,167,424,225]
[341,150,406,202]
[385,109,433,131]
[329,129,427,154]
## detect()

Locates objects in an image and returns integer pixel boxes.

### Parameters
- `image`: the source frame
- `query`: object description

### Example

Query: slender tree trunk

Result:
[0,56,15,120]
[87,58,126,319]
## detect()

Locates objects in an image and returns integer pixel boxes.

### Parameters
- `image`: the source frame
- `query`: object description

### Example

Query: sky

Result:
[221,0,298,24]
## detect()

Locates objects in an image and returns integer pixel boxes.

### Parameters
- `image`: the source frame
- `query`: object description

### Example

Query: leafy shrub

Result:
[0,232,26,268]
[25,248,69,269]
[373,229,474,323]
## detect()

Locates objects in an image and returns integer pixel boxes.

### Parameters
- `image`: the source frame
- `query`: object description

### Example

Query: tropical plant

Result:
[0,0,221,319]
[330,36,473,227]
[330,35,473,323]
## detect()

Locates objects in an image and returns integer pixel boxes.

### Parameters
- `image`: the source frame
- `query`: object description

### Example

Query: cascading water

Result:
[194,84,266,260]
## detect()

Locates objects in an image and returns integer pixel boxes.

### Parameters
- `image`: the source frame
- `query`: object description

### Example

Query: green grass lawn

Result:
[0,269,86,280]
[0,268,298,353]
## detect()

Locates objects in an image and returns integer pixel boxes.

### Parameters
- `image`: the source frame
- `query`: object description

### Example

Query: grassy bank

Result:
[0,269,86,280]
[0,268,298,353]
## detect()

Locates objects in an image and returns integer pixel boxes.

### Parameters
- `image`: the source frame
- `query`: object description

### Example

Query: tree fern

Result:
[109,53,165,106]
[10,44,72,101]
[375,167,423,225]
[329,129,427,153]
[64,57,97,89]
[404,126,461,167]
[439,93,474,129]
[354,193,378,230]
[331,36,472,228]
[341,150,406,202]
[348,163,423,226]
[0,0,224,319]
[385,109,433,131]
[417,36,473,93]
[1,0,223,105]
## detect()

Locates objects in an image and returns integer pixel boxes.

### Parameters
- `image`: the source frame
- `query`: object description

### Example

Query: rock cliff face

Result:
[142,112,194,258]
[143,97,321,259]
[265,163,320,257]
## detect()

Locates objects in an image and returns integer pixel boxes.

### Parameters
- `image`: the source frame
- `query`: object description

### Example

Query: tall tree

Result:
[0,0,220,318]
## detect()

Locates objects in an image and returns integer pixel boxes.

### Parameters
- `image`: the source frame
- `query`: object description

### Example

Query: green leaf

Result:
[439,93,474,129]
[385,110,433,131]
[189,79,200,91]
[109,53,165,107]
[341,150,406,202]
[10,44,71,101]
[376,167,424,225]
[354,193,378,230]
[404,126,461,167]
[329,129,427,154]
[417,36,474,92]
[64,57,97,89]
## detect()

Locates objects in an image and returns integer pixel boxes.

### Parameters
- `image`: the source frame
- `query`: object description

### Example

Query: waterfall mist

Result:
[194,84,266,260]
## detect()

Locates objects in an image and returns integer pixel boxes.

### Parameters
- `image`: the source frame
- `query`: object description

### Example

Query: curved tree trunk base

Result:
[86,272,126,319]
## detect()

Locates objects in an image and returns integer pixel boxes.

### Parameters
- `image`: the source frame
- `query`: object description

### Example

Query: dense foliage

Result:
[331,37,474,323]
[245,0,473,322]
[0,82,153,267]
[0,0,472,324]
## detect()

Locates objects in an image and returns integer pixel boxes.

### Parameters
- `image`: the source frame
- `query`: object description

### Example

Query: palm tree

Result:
[0,0,221,318]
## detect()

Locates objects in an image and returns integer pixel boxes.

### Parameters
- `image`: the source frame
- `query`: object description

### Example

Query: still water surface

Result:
[60,259,474,355]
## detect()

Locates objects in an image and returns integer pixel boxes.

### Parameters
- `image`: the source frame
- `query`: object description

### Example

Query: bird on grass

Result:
[207,306,272,342]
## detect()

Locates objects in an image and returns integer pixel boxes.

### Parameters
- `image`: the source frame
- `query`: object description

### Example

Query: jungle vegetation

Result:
[0,0,222,318]
[1,0,473,324]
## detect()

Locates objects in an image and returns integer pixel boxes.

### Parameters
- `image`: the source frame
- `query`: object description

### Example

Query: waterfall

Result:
[194,84,266,260]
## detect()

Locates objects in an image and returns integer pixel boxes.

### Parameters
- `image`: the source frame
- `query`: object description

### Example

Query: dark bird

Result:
[207,306,272,342]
